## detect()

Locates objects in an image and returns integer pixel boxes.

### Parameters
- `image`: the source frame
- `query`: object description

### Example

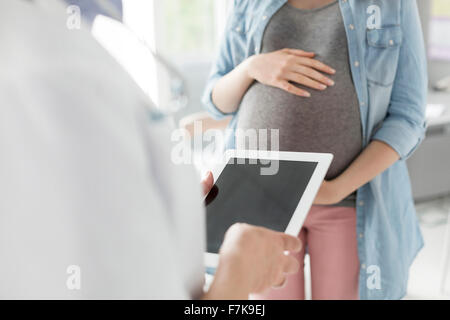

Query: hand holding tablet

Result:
[209,223,302,297]
[204,150,333,269]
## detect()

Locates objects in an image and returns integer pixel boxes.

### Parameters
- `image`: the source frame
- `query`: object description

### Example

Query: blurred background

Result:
[70,0,450,299]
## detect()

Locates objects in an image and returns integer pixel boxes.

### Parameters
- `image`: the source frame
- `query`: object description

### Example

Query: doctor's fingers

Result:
[271,254,299,289]
[280,253,300,275]
[201,171,214,196]
[280,232,302,253]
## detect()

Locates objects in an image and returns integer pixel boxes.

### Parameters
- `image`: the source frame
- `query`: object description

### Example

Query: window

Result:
[151,0,231,116]
[93,1,160,106]
[429,0,450,61]
[92,1,232,111]
[156,0,230,61]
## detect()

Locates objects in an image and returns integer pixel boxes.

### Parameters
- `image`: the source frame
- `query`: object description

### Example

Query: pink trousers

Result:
[252,205,360,300]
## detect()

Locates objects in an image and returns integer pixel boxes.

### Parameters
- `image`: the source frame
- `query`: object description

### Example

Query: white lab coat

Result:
[0,0,205,299]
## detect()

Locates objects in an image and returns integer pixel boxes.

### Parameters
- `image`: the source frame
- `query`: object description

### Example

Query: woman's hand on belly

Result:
[248,48,336,97]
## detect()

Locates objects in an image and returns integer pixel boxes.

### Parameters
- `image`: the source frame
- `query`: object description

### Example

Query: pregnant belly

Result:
[236,82,363,179]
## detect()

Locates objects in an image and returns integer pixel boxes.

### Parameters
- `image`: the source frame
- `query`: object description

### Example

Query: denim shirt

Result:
[202,0,427,299]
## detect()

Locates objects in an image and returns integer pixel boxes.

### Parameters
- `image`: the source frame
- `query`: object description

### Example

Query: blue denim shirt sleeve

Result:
[201,3,240,120]
[371,0,428,160]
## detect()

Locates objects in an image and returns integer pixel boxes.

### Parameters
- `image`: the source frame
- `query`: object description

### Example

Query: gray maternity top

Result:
[237,1,363,189]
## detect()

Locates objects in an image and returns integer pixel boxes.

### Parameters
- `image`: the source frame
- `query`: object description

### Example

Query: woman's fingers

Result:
[296,56,336,75]
[295,65,335,87]
[283,48,315,58]
[276,81,311,97]
[286,72,328,91]
[276,52,336,93]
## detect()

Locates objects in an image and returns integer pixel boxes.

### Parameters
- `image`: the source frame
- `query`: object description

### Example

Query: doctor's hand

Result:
[201,171,214,196]
[247,48,336,97]
[204,223,302,300]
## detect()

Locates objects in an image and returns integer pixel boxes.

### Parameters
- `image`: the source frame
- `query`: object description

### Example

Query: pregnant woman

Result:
[203,0,427,299]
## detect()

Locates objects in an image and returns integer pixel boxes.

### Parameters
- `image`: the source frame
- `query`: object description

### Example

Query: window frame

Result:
[151,0,232,107]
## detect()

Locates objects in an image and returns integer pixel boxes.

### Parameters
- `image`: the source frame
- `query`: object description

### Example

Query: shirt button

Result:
[354,61,360,67]
[361,263,366,269]
[359,200,365,207]
[349,24,355,30]
[360,101,365,106]
[235,26,241,32]
[389,39,395,46]
[262,15,267,20]
[359,233,364,238]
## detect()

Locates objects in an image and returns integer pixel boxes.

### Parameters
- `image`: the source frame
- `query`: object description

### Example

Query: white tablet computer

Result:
[204,150,333,270]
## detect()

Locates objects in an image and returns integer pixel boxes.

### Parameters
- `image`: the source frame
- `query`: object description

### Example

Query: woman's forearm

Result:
[334,140,400,199]
[212,57,256,114]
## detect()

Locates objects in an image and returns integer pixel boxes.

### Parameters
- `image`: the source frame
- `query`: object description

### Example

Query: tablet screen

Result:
[205,158,318,254]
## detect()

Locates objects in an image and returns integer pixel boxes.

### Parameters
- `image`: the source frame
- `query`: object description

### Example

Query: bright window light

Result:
[429,0,450,61]
[91,1,160,106]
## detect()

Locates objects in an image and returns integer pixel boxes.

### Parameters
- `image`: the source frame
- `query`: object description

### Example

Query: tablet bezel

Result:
[204,150,333,269]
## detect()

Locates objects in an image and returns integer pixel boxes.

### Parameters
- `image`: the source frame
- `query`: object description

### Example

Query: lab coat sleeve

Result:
[0,0,205,299]
[371,0,428,160]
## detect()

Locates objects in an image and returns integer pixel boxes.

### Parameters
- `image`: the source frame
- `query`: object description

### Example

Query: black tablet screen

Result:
[205,158,318,254]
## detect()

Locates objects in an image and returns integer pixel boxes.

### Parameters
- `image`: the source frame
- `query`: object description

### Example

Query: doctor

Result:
[0,0,301,299]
